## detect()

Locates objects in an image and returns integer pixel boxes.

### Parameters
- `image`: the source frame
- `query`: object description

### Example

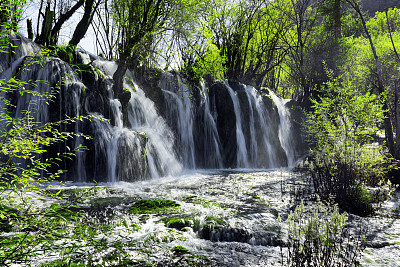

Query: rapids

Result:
[39,170,400,266]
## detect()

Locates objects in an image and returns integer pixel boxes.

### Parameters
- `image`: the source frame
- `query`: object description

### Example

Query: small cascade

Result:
[0,35,40,73]
[224,80,249,168]
[159,74,196,169]
[127,82,183,178]
[243,85,277,168]
[7,57,87,180]
[269,90,296,167]
[88,60,182,181]
[243,85,258,166]
[199,81,223,169]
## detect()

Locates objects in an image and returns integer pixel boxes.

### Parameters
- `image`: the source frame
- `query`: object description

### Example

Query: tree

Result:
[345,0,395,155]
[35,0,100,47]
[112,0,170,100]
[69,0,100,46]
[307,70,385,215]
[91,0,119,59]
[276,0,321,102]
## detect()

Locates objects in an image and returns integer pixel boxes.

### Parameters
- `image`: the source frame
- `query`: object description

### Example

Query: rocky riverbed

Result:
[13,170,400,266]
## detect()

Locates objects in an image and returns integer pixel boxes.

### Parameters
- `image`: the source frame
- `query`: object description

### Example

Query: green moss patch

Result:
[129,199,180,214]
[164,216,199,231]
[171,245,189,254]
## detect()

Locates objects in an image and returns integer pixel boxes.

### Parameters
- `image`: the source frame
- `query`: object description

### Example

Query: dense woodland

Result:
[1,0,400,265]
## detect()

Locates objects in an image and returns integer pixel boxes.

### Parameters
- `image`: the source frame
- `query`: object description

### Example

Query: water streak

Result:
[224,80,249,168]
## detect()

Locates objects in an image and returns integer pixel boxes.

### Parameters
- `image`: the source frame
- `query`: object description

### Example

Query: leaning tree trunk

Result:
[113,54,128,99]
[69,0,97,46]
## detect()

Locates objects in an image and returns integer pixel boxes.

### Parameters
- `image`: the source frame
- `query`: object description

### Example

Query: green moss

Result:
[94,67,106,81]
[41,259,86,267]
[252,195,261,200]
[171,245,189,254]
[73,63,92,73]
[164,216,199,231]
[183,195,206,204]
[129,199,180,214]
[183,195,222,208]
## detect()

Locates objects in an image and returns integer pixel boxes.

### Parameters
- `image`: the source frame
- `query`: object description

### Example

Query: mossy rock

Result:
[183,195,206,204]
[164,216,199,231]
[200,216,228,240]
[40,259,86,267]
[171,245,189,255]
[129,199,180,214]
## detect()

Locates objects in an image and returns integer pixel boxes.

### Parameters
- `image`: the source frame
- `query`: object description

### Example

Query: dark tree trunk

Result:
[69,0,97,46]
[35,0,84,45]
[27,19,33,40]
[35,5,54,45]
[113,53,129,99]
[333,0,341,39]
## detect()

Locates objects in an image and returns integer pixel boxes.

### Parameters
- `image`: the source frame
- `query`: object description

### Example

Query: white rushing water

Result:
[127,82,183,178]
[199,81,223,168]
[160,73,196,169]
[224,80,250,168]
[269,90,296,167]
[2,38,302,182]
[244,85,277,168]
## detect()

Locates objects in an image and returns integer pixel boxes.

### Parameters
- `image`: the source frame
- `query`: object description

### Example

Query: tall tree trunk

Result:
[333,0,341,39]
[69,0,98,46]
[27,19,33,40]
[347,0,395,155]
[113,53,128,99]
[35,5,54,45]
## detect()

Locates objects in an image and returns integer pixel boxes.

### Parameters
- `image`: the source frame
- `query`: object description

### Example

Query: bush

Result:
[0,3,96,264]
[286,200,365,267]
[306,70,387,215]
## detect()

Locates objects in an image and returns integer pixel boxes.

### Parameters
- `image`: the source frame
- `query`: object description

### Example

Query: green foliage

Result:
[129,199,181,214]
[306,69,386,215]
[341,30,400,92]
[367,8,400,37]
[286,200,365,266]
[0,2,100,265]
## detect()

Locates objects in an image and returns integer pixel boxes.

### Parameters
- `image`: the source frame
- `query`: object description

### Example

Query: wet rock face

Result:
[285,100,308,160]
[209,81,237,168]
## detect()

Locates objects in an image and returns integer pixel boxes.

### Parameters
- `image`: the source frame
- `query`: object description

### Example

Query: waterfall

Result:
[199,81,223,169]
[89,60,182,181]
[269,90,296,167]
[243,85,277,168]
[127,82,183,178]
[159,74,196,169]
[224,80,249,168]
[1,38,305,182]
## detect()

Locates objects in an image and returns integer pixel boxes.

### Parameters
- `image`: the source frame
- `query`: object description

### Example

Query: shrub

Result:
[306,69,387,215]
[0,3,96,264]
[286,200,365,267]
